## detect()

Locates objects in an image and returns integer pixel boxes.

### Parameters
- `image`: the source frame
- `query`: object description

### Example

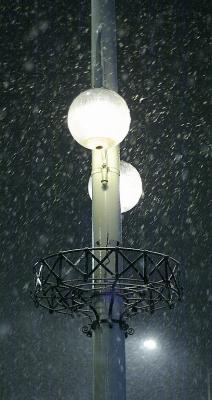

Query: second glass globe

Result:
[67,88,131,150]
[88,161,144,213]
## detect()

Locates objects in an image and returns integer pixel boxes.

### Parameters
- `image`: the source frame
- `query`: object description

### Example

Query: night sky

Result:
[0,1,211,399]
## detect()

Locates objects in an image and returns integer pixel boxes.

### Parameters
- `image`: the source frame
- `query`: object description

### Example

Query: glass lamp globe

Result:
[119,161,144,212]
[88,160,144,213]
[67,88,131,150]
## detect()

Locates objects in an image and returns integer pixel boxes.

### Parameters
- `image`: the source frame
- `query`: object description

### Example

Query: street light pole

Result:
[91,0,118,91]
[208,369,211,400]
[91,1,126,400]
[32,3,182,399]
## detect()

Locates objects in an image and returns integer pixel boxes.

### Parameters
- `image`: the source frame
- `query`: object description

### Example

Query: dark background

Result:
[0,0,211,399]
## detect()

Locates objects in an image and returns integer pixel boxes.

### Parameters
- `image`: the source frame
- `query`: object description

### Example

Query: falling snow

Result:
[0,1,211,399]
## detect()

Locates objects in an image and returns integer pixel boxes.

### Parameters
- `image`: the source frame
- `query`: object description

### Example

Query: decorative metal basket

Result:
[33,246,182,337]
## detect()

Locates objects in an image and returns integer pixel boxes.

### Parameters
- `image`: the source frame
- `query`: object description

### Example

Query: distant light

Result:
[67,88,131,150]
[143,339,157,350]
[88,160,144,213]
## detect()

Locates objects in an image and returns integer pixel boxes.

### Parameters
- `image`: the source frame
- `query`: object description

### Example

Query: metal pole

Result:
[208,369,211,400]
[91,1,126,400]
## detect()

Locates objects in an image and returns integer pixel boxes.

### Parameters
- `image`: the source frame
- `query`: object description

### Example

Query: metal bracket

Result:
[81,318,135,338]
[101,163,109,185]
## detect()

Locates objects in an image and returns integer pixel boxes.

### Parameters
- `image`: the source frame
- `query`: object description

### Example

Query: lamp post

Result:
[208,369,211,400]
[91,3,126,398]
[69,1,130,396]
[32,1,182,399]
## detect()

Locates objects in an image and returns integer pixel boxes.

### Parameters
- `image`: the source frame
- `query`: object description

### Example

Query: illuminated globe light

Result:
[88,160,144,213]
[119,161,144,213]
[67,88,131,150]
[143,339,157,350]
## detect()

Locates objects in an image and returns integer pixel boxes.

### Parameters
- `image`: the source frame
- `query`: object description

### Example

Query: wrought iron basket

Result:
[33,247,182,337]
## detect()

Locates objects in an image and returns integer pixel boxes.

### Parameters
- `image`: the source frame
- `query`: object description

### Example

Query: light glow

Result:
[143,339,157,350]
[67,88,131,150]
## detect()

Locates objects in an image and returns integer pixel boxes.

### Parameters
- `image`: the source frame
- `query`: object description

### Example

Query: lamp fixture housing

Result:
[67,88,131,150]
